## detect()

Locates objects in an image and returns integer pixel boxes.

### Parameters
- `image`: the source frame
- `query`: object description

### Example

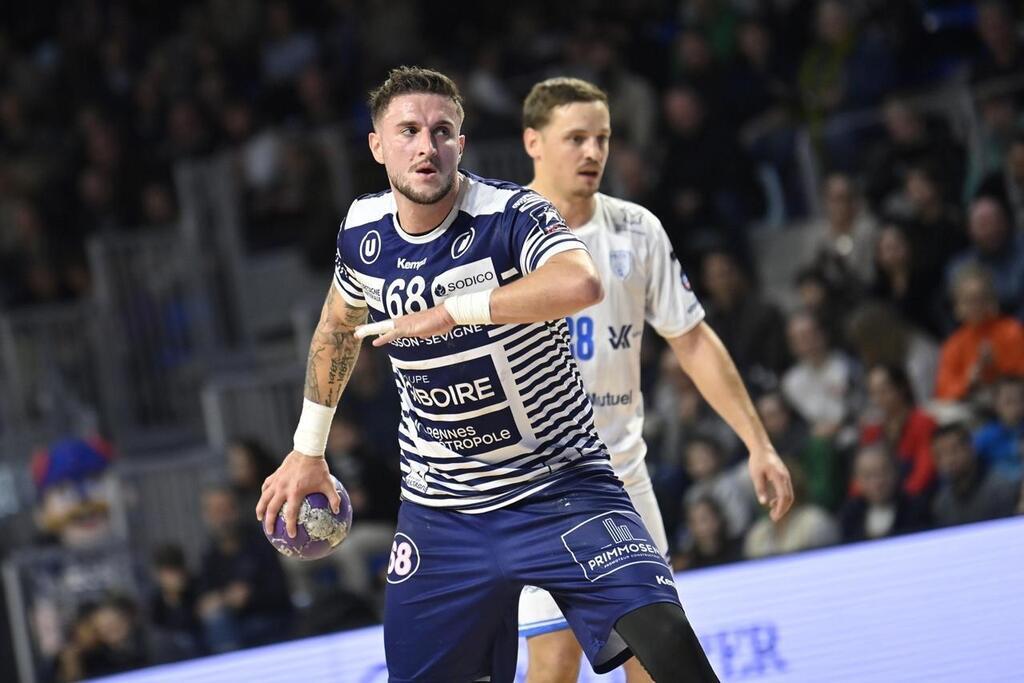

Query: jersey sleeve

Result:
[644,215,705,338]
[333,220,367,307]
[507,192,589,274]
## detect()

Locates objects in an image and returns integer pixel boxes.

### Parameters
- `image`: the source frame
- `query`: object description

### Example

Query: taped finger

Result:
[355,319,396,340]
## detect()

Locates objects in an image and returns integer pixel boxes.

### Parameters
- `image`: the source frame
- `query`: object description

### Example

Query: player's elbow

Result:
[582,271,604,306]
[571,270,604,309]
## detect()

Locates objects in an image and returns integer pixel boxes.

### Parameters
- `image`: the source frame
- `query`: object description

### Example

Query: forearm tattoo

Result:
[304,286,367,407]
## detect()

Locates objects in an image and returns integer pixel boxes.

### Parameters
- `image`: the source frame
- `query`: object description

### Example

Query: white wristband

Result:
[293,398,337,457]
[443,290,493,325]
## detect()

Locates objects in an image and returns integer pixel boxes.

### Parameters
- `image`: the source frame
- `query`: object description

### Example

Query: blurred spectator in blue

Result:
[846,302,939,406]
[946,197,1024,319]
[673,495,742,572]
[975,134,1024,232]
[839,444,930,542]
[931,422,1020,526]
[701,248,790,388]
[781,310,856,441]
[970,0,1024,86]
[973,375,1024,479]
[756,390,843,512]
[869,222,948,339]
[858,364,937,498]
[682,434,756,540]
[798,0,895,168]
[864,98,965,216]
[196,484,292,653]
[149,544,202,663]
[743,462,839,558]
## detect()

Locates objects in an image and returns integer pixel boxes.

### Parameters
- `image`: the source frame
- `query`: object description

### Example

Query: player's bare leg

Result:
[526,629,582,683]
[623,655,655,683]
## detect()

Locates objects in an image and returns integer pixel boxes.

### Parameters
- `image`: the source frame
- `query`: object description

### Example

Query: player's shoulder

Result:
[460,172,569,237]
[461,171,529,219]
[342,188,396,230]
[596,193,664,236]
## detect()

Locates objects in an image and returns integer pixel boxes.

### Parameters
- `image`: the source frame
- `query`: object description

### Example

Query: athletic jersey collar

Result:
[573,193,606,237]
[391,172,468,244]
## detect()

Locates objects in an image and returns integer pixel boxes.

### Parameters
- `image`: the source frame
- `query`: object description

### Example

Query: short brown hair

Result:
[368,66,464,125]
[522,77,608,130]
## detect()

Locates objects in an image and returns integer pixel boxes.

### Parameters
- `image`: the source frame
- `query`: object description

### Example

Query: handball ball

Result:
[264,476,352,561]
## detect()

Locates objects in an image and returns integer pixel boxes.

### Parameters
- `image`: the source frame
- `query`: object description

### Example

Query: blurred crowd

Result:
[2,0,1024,680]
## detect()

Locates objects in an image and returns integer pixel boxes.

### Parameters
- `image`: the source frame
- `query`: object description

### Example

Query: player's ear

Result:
[458,133,465,161]
[523,127,541,161]
[368,130,384,165]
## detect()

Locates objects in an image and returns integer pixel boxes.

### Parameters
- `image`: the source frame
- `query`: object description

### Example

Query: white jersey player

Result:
[517,78,793,683]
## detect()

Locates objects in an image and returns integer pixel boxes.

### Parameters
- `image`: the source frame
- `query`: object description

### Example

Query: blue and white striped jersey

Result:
[334,172,613,512]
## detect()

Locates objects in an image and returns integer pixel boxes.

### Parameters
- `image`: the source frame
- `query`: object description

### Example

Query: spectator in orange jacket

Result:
[936,266,1024,401]
[860,364,937,496]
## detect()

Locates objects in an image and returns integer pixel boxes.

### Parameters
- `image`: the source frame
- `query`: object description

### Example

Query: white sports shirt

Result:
[566,193,705,485]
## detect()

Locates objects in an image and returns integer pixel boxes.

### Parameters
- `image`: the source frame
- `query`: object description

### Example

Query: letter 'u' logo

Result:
[451,227,475,260]
[604,518,634,543]
[360,230,381,264]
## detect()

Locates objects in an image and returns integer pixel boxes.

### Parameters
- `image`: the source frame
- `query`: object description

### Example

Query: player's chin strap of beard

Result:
[615,603,720,682]
[354,290,494,341]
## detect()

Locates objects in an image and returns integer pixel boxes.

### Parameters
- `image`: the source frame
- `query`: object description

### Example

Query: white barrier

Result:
[91,517,1024,682]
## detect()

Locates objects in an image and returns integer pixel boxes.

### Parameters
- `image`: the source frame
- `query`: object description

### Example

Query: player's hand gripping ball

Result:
[264,475,353,560]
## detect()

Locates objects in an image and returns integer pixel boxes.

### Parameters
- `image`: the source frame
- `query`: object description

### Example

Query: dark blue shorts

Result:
[383,469,681,682]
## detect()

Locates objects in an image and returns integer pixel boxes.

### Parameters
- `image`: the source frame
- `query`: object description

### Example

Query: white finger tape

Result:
[354,319,396,340]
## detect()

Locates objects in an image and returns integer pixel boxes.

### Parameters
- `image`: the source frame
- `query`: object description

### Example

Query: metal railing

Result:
[3,543,140,683]
[87,230,229,447]
[201,364,304,456]
[115,448,215,567]
[0,302,103,436]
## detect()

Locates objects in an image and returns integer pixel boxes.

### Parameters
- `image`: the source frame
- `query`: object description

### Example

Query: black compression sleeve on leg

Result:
[614,603,720,683]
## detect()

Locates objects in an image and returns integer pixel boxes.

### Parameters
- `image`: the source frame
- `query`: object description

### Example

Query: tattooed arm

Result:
[304,283,368,407]
[257,283,367,536]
